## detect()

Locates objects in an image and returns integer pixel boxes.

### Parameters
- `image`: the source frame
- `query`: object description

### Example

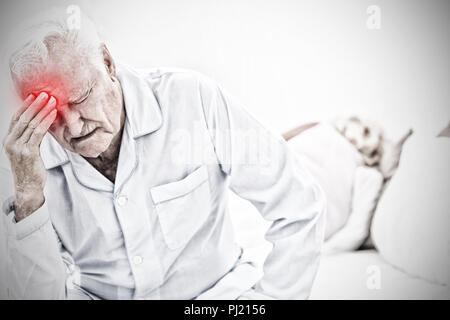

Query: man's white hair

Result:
[8,6,104,91]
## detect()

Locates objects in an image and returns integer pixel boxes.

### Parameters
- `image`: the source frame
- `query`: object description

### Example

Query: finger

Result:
[27,109,57,147]
[11,92,50,139]
[20,96,57,143]
[8,94,36,133]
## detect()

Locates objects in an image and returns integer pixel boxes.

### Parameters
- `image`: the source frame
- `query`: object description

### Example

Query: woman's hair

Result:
[8,6,103,90]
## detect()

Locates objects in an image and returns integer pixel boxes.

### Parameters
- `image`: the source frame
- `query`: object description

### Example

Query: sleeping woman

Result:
[283,117,413,253]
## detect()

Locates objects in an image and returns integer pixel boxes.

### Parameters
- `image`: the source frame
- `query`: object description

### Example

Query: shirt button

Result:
[132,255,143,265]
[117,195,128,206]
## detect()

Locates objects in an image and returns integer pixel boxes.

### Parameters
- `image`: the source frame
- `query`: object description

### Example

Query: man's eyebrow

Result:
[69,84,93,104]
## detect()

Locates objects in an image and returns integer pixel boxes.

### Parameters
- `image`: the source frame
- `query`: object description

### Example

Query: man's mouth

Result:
[71,128,98,144]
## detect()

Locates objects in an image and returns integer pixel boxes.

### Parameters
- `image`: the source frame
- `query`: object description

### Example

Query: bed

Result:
[228,190,450,300]
[310,250,450,300]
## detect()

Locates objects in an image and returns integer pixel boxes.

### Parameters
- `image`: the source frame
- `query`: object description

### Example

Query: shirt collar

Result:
[40,64,163,170]
[117,64,163,139]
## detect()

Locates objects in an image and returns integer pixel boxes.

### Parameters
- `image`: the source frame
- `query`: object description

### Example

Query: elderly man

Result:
[2,11,325,300]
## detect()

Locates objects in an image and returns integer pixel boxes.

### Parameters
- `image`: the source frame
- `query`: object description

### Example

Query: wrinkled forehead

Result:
[19,51,100,103]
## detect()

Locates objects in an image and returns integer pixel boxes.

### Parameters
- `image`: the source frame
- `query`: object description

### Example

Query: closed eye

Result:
[70,85,94,106]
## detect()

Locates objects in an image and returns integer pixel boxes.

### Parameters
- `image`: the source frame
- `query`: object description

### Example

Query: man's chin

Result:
[81,151,104,159]
[76,144,108,158]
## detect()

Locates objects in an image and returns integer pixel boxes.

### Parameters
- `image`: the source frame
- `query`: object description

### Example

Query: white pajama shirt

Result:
[3,65,326,300]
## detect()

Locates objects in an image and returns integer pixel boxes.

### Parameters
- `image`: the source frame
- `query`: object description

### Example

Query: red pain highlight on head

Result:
[23,72,69,111]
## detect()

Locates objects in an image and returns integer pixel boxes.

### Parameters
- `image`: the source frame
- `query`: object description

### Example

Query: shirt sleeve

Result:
[198,76,327,299]
[3,196,68,299]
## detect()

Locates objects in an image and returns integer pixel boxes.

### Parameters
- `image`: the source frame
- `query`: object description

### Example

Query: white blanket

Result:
[287,123,364,239]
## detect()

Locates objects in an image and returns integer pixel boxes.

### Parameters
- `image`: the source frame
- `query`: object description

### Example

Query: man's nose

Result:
[60,107,84,136]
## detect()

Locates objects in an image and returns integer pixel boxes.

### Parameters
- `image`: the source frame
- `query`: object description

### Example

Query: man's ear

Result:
[101,44,116,80]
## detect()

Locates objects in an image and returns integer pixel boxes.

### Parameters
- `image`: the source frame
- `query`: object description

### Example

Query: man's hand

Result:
[3,92,58,221]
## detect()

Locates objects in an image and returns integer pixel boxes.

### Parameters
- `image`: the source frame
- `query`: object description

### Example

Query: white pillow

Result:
[371,134,450,285]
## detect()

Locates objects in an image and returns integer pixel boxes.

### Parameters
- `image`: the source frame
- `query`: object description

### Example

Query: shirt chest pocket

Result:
[150,165,211,250]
